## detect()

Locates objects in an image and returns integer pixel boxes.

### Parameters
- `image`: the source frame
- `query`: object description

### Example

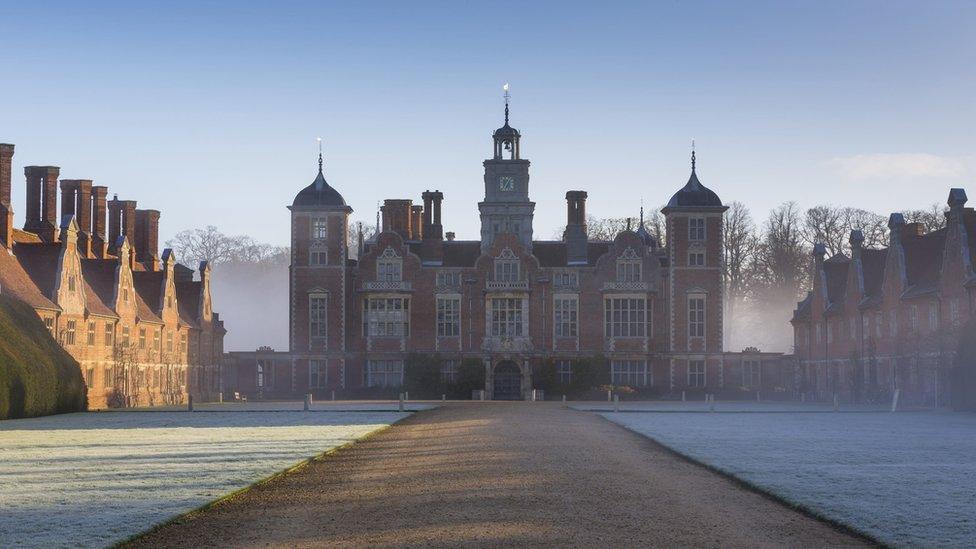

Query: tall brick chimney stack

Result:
[121,200,137,266]
[564,190,588,264]
[421,190,444,241]
[135,209,161,270]
[410,205,424,240]
[91,186,109,258]
[24,165,61,242]
[60,180,94,257]
[381,199,414,240]
[0,144,14,250]
[107,195,122,256]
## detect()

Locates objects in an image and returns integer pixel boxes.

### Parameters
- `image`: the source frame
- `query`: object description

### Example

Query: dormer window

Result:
[122,286,129,303]
[67,275,76,293]
[689,217,705,241]
[494,249,520,282]
[616,248,642,283]
[378,259,402,282]
[312,218,327,241]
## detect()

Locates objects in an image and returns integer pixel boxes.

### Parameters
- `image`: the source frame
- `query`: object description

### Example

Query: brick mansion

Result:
[225,101,786,400]
[0,143,225,409]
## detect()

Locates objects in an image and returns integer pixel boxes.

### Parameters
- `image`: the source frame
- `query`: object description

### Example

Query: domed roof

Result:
[662,152,726,213]
[292,156,347,209]
[493,122,520,140]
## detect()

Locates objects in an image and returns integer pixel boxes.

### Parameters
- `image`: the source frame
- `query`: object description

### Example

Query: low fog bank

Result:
[725,296,796,353]
[211,259,289,352]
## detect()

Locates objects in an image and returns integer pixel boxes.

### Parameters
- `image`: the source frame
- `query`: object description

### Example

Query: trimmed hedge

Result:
[0,294,87,419]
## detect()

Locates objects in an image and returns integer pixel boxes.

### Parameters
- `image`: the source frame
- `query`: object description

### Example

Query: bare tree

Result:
[553,209,666,244]
[348,221,377,259]
[803,205,847,257]
[841,208,888,249]
[904,203,947,232]
[166,226,238,266]
[723,201,758,302]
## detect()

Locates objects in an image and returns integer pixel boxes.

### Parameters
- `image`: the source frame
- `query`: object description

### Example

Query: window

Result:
[122,285,129,303]
[180,333,187,354]
[889,310,898,337]
[139,328,146,350]
[826,322,833,343]
[153,330,161,352]
[950,299,960,325]
[553,271,578,287]
[494,259,520,282]
[742,360,761,388]
[67,275,76,293]
[436,296,460,337]
[928,304,939,332]
[364,297,409,337]
[490,297,524,337]
[616,260,641,282]
[167,331,174,353]
[554,296,578,338]
[689,218,705,241]
[366,360,403,387]
[65,320,77,345]
[309,360,328,388]
[44,317,54,334]
[377,259,402,282]
[688,296,705,338]
[688,360,706,387]
[256,363,266,388]
[310,250,328,266]
[436,271,461,288]
[309,295,328,339]
[312,218,327,240]
[875,313,883,338]
[440,360,459,384]
[849,318,856,340]
[862,316,869,340]
[103,366,114,388]
[815,323,822,344]
[122,326,131,347]
[605,298,646,338]
[612,360,649,387]
[909,305,918,332]
[87,322,96,346]
[556,360,573,384]
[688,251,705,267]
[167,295,173,309]
[104,323,114,346]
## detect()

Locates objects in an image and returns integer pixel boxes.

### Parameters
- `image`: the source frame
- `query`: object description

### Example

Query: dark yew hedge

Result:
[0,294,87,419]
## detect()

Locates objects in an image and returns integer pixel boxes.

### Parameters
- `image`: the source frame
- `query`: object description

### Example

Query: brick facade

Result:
[792,188,975,406]
[0,142,226,409]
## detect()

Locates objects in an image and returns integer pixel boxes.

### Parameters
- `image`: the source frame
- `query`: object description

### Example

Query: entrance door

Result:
[493,361,522,400]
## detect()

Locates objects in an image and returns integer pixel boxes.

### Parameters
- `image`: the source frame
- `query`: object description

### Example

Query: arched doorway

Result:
[493,361,522,400]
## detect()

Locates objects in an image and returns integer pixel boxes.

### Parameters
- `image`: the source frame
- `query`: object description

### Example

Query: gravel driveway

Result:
[126,402,868,547]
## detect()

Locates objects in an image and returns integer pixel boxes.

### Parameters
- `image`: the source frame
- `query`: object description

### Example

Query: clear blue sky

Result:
[2,1,973,246]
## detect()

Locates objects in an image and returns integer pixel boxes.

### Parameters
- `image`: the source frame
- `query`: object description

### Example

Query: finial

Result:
[503,83,511,125]
[317,137,323,173]
[640,197,645,224]
[691,139,696,172]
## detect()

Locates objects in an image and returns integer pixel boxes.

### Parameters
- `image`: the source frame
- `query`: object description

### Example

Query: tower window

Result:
[310,360,328,388]
[688,251,705,267]
[554,296,578,338]
[689,218,705,241]
[309,295,328,339]
[310,250,328,266]
[494,259,520,282]
[312,218,327,240]
[688,296,706,338]
[688,360,706,387]
[65,320,77,345]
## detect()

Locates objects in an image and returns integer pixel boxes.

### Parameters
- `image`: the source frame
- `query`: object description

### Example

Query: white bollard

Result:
[801,392,806,403]
[398,393,404,412]
[218,392,223,404]
[607,389,612,402]
[891,389,900,413]
[304,393,310,411]
[681,390,686,402]
[187,394,194,412]
[756,390,761,402]
[709,394,715,412]
[442,394,446,402]
[613,394,619,413]
[833,394,839,412]
[562,394,566,404]
[331,390,335,401]
[404,392,409,401]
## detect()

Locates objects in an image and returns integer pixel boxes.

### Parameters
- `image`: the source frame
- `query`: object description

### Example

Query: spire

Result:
[503,83,511,125]
[317,137,324,174]
[691,139,696,172]
[640,197,645,225]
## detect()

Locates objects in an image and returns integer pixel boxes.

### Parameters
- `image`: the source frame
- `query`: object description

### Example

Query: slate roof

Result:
[859,248,888,308]
[12,243,62,301]
[133,270,164,314]
[292,164,347,209]
[901,228,946,298]
[175,280,201,328]
[823,255,850,315]
[81,259,119,312]
[663,168,725,212]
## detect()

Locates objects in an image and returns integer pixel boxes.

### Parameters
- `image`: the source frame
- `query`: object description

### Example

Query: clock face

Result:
[499,176,515,191]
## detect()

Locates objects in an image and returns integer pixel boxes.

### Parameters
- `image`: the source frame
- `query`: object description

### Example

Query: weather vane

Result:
[691,138,696,171]
[503,83,511,124]
[317,137,323,171]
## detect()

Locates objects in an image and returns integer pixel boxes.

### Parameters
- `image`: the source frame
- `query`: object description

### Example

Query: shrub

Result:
[951,318,976,411]
[0,294,87,419]
[404,353,444,399]
[453,358,486,399]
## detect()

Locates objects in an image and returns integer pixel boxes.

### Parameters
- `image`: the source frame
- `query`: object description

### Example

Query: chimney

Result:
[108,194,122,255]
[381,199,413,240]
[411,205,424,240]
[849,229,864,258]
[421,190,444,241]
[24,165,60,241]
[61,180,94,257]
[91,186,109,257]
[135,209,161,270]
[904,222,925,237]
[0,144,14,250]
[446,231,455,241]
[119,200,137,269]
[564,191,588,264]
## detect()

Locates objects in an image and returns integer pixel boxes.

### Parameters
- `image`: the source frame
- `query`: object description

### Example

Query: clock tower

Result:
[479,85,535,253]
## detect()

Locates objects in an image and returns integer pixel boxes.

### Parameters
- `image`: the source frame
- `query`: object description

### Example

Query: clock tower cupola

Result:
[480,84,535,253]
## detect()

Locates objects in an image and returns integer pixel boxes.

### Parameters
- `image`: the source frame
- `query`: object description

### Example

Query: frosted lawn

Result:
[605,411,976,547]
[0,410,408,548]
